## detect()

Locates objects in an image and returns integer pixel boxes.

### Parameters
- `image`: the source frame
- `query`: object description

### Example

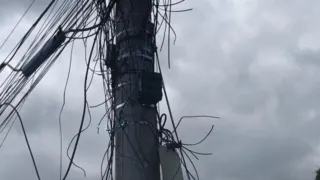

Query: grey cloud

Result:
[160,0,320,179]
[2,0,320,180]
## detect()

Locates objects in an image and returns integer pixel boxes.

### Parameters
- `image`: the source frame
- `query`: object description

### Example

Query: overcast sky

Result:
[1,0,320,180]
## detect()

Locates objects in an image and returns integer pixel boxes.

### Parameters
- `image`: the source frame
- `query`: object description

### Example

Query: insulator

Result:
[21,30,66,77]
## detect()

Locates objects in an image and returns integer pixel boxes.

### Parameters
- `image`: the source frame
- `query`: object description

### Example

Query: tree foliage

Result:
[316,168,320,180]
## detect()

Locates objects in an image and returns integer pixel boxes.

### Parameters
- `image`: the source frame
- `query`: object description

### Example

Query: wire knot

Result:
[166,140,182,151]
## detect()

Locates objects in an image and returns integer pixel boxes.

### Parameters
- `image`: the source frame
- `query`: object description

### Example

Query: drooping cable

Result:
[0,103,41,180]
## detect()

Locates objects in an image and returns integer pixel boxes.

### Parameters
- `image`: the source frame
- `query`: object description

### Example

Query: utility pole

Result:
[114,0,161,180]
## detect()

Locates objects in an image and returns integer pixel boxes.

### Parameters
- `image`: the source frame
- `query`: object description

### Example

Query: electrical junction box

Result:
[158,145,184,180]
[138,71,162,105]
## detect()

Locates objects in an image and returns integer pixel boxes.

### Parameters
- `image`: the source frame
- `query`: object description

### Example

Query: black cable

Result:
[0,116,16,149]
[0,1,209,180]
[58,41,75,180]
[0,103,41,180]
[158,7,193,12]
[168,0,172,68]
[66,0,116,33]
[0,0,36,51]
[173,115,219,134]
[155,30,192,180]
[181,148,199,180]
[66,103,91,176]
[182,146,212,156]
[62,29,99,180]
[182,125,214,146]
[4,0,56,64]
[157,0,186,6]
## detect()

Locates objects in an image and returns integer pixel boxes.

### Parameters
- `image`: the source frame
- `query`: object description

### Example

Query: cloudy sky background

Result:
[1,0,320,180]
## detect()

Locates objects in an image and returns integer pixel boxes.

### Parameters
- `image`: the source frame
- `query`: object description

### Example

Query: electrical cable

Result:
[58,41,74,180]
[0,1,212,180]
[0,103,41,180]
[0,0,36,52]
[62,29,99,180]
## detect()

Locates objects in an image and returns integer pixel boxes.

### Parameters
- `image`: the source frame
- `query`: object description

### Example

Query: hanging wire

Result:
[0,1,214,180]
[0,103,41,180]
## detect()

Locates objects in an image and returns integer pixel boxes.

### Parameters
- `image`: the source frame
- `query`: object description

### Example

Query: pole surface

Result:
[114,1,160,180]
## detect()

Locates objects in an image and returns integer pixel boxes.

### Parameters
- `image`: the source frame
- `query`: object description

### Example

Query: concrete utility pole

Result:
[114,0,161,180]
